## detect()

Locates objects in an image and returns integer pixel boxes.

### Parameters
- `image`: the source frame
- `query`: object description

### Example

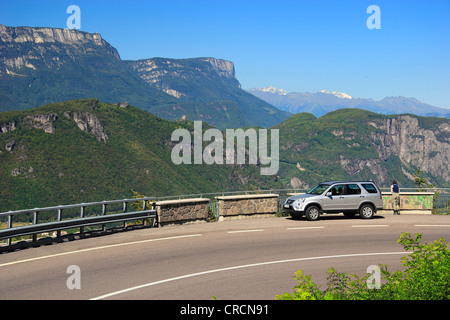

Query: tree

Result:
[413,170,434,191]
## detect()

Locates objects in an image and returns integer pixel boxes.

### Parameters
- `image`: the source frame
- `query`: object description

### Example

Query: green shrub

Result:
[276,232,449,300]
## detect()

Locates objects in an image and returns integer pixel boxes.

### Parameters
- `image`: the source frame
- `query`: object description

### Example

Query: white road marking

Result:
[90,251,406,300]
[287,226,325,230]
[227,229,264,234]
[352,225,390,228]
[0,234,203,268]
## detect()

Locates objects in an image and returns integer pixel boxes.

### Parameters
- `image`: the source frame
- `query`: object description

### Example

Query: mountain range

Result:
[248,86,450,118]
[0,25,290,129]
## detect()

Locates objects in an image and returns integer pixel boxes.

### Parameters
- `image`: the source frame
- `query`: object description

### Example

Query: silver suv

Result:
[283,181,383,221]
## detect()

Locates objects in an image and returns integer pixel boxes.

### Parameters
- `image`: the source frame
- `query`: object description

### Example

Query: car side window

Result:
[345,184,361,195]
[361,183,378,194]
[330,185,344,195]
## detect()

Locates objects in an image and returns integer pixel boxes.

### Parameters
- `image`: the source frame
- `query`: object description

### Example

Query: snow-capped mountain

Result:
[248,87,450,118]
[252,86,287,95]
[319,90,353,100]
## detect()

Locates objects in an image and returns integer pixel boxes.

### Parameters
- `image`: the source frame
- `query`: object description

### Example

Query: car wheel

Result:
[305,206,321,221]
[359,204,374,219]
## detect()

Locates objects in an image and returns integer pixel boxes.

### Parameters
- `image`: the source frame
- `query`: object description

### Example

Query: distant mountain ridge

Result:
[0,25,290,129]
[126,57,240,99]
[248,87,450,118]
[126,57,290,128]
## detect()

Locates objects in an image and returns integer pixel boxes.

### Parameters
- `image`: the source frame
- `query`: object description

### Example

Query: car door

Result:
[361,182,383,209]
[321,184,346,211]
[343,183,363,210]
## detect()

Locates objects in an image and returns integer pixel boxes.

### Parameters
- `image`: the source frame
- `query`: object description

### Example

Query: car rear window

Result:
[362,183,378,193]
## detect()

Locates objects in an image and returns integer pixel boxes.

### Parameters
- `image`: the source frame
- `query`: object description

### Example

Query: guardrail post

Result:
[142,200,147,226]
[102,203,107,231]
[80,206,85,234]
[6,214,12,246]
[153,202,159,228]
[123,201,128,228]
[57,208,62,237]
[32,211,38,242]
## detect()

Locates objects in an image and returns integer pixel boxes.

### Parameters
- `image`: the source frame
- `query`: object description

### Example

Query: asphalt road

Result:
[0,213,449,300]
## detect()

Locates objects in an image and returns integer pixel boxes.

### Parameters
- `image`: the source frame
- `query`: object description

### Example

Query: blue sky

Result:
[1,0,449,108]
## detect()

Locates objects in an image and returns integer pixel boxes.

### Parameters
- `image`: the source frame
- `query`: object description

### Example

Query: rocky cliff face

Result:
[126,57,240,99]
[202,57,236,80]
[1,108,108,143]
[332,115,450,184]
[0,25,110,47]
[370,115,450,182]
[23,113,58,134]
[0,25,120,75]
[0,25,175,113]
[70,111,109,142]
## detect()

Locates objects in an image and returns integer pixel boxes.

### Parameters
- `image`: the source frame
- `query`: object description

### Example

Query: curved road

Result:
[0,214,449,300]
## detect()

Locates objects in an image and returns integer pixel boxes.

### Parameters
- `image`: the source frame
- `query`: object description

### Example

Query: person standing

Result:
[391,179,400,215]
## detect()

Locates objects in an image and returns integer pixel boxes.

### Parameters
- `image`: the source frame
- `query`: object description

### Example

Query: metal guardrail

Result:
[0,197,157,246]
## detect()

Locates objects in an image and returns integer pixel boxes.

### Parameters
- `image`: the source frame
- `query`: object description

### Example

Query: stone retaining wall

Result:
[155,198,210,226]
[153,191,435,227]
[215,194,279,220]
